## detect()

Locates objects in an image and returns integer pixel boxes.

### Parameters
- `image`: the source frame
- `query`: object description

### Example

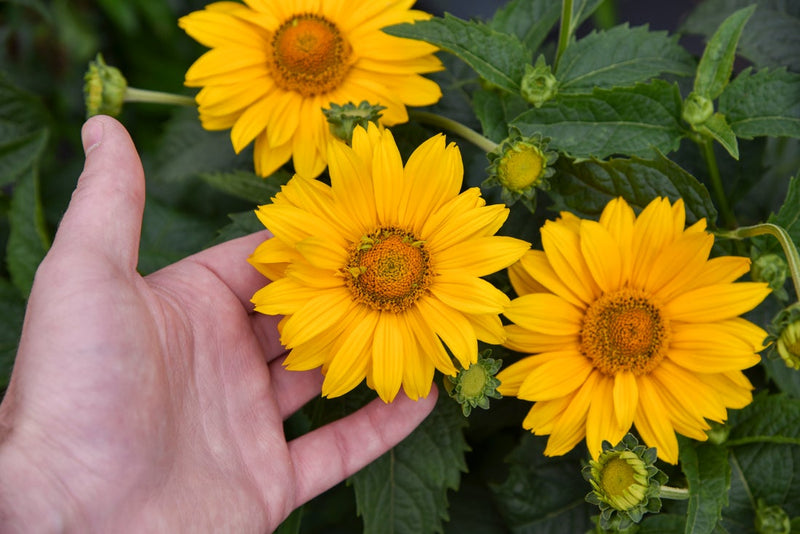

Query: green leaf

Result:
[199,170,290,205]
[0,76,50,187]
[720,394,800,528]
[556,25,695,93]
[352,395,468,534]
[512,81,684,160]
[489,0,561,55]
[757,175,800,258]
[680,440,731,534]
[697,112,740,159]
[682,0,800,73]
[636,514,688,533]
[491,434,593,533]
[384,14,531,94]
[471,88,529,143]
[211,210,265,246]
[0,277,25,388]
[693,5,756,100]
[547,152,718,225]
[6,164,49,297]
[719,68,800,140]
[137,195,220,274]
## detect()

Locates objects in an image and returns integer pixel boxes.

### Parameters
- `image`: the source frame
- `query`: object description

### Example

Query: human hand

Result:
[0,116,437,533]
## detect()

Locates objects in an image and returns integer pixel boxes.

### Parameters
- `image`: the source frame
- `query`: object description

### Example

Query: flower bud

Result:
[751,253,788,301]
[682,92,714,127]
[83,54,128,118]
[776,319,800,370]
[755,499,791,534]
[323,101,385,144]
[445,351,502,416]
[520,55,558,108]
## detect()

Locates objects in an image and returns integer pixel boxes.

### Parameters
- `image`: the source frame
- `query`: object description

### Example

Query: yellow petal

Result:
[586,375,626,459]
[295,236,348,270]
[497,355,540,395]
[254,132,292,177]
[664,282,770,323]
[512,250,584,308]
[630,197,674,288]
[503,293,583,336]
[322,310,379,398]
[280,288,354,347]
[545,370,600,456]
[580,220,623,293]
[435,236,529,278]
[414,295,477,369]
[406,306,458,376]
[371,127,404,227]
[251,277,320,315]
[633,375,679,463]
[541,218,600,305]
[645,232,714,301]
[517,351,593,401]
[522,395,572,434]
[431,274,510,315]
[465,313,506,345]
[372,313,405,402]
[613,371,638,431]
[503,324,579,354]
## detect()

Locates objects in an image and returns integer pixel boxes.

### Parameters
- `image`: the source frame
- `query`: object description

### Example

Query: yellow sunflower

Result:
[179,0,442,178]
[248,124,530,402]
[497,197,770,463]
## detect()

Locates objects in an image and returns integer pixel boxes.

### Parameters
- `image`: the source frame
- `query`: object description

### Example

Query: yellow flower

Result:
[249,124,529,402]
[179,0,443,178]
[497,197,770,463]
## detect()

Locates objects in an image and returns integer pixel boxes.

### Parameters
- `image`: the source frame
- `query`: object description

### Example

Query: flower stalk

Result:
[555,0,574,71]
[123,87,196,107]
[716,223,800,300]
[409,110,498,153]
[699,139,737,228]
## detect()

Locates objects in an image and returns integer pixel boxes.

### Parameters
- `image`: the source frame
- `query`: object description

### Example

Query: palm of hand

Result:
[0,116,436,533]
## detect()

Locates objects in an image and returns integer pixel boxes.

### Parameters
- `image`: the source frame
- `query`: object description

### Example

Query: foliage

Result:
[1,0,799,532]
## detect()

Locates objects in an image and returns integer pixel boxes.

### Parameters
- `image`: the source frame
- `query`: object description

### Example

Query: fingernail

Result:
[81,117,104,156]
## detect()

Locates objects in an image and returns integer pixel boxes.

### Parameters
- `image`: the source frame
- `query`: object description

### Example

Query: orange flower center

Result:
[270,14,352,97]
[344,228,433,312]
[581,289,669,376]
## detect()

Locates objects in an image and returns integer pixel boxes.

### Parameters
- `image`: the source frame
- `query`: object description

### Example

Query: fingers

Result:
[287,387,438,508]
[268,357,323,419]
[51,116,145,272]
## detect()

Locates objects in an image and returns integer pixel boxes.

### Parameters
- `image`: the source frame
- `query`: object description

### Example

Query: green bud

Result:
[520,55,558,108]
[705,420,731,445]
[322,101,385,144]
[682,92,714,127]
[83,53,128,118]
[752,253,789,301]
[755,499,791,534]
[445,350,502,417]
[777,320,800,370]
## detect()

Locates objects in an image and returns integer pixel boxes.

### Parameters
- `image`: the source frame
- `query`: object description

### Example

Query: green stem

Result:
[716,223,800,299]
[554,0,574,71]
[698,139,737,228]
[409,111,498,153]
[124,87,197,107]
[659,486,690,500]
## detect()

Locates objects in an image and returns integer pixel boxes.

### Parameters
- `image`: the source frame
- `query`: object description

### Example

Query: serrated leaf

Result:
[556,24,695,93]
[0,76,50,187]
[472,88,529,143]
[491,434,593,533]
[211,210,265,246]
[719,68,800,139]
[489,0,561,55]
[0,277,25,388]
[137,195,220,274]
[384,14,531,94]
[512,81,684,160]
[199,169,290,205]
[682,0,800,73]
[680,439,731,534]
[352,395,468,534]
[720,394,800,528]
[547,152,718,225]
[6,164,49,297]
[697,112,740,159]
[152,107,245,184]
[693,5,756,100]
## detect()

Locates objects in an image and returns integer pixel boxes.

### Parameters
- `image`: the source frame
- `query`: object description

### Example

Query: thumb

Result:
[51,115,145,271]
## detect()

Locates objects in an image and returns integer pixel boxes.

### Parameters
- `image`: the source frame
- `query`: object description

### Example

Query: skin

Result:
[0,116,437,533]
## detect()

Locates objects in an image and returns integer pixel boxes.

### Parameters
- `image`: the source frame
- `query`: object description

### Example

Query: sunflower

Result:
[179,0,442,178]
[248,124,529,402]
[497,197,770,463]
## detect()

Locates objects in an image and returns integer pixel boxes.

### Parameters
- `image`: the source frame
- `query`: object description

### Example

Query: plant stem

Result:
[409,111,498,153]
[716,223,800,299]
[124,87,197,107]
[699,139,737,228]
[555,0,574,71]
[659,486,690,500]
